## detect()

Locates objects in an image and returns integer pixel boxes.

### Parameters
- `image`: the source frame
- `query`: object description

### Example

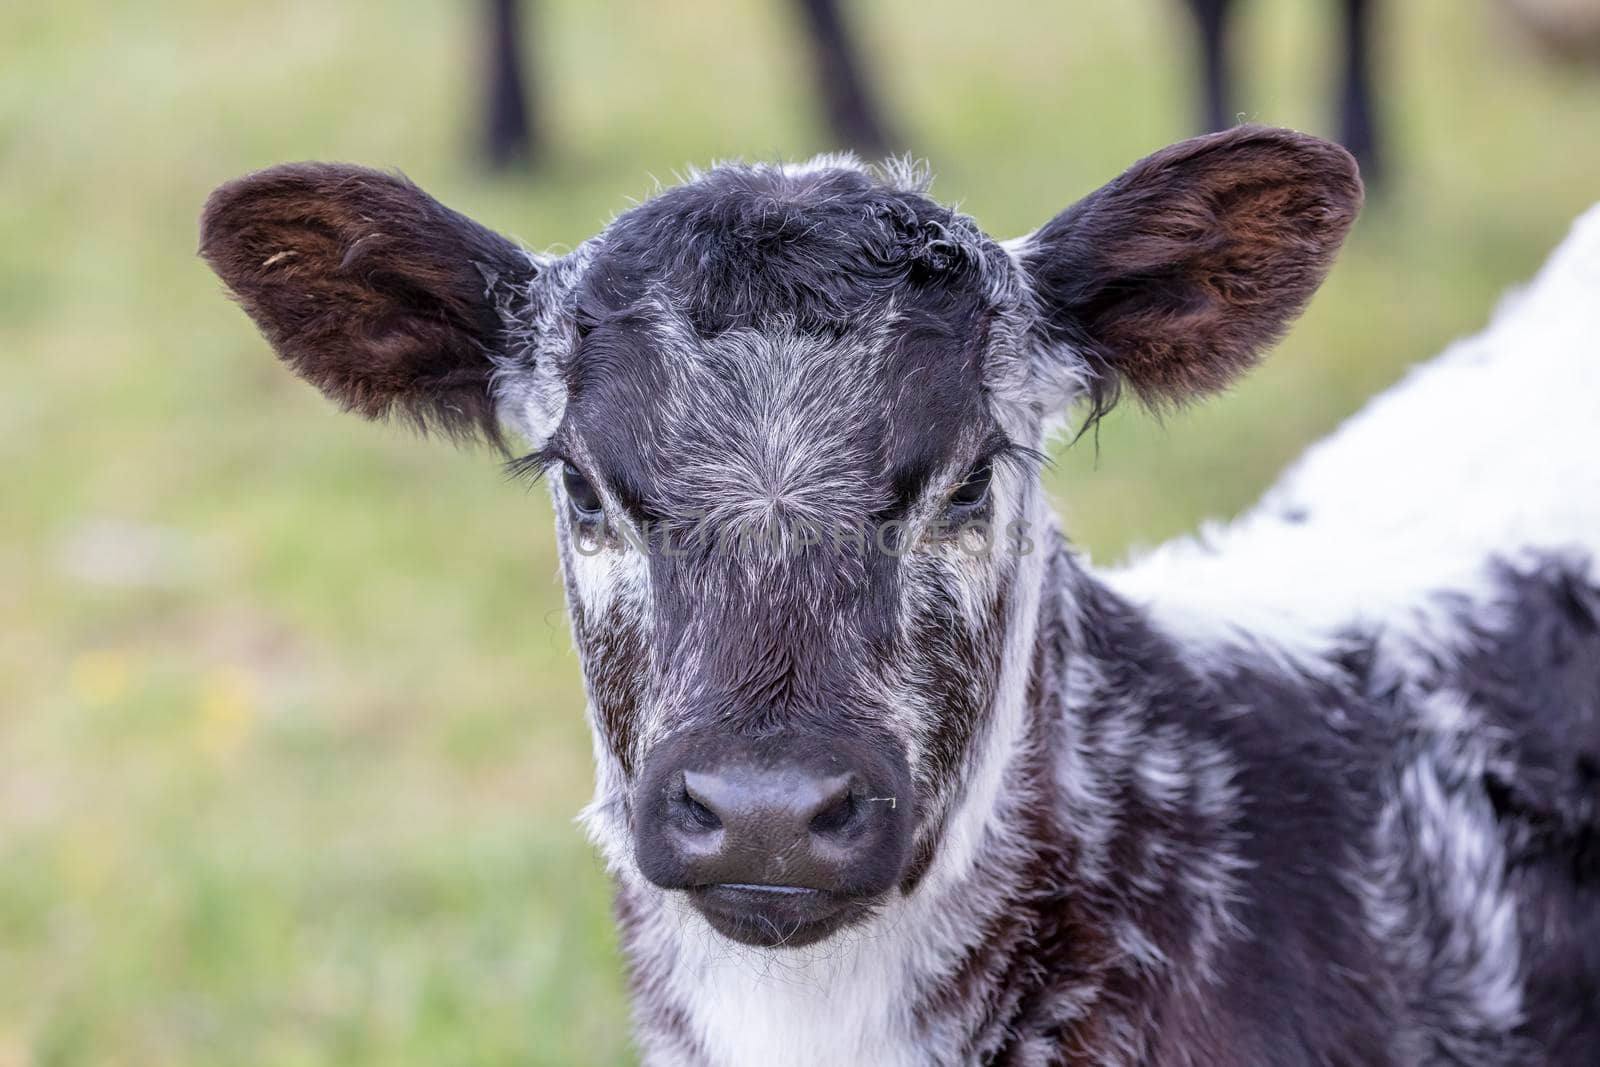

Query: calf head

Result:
[201,127,1359,948]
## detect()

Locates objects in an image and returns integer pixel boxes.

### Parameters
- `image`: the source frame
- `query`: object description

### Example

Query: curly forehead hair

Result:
[573,157,1011,336]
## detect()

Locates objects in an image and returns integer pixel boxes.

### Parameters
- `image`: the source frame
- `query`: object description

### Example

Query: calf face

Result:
[201,127,1359,947]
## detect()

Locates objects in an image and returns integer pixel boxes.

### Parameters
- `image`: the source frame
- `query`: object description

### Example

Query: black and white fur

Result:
[200,129,1600,1065]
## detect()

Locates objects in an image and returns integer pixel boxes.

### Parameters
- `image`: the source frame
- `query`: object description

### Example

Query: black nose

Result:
[633,732,914,903]
[673,764,868,886]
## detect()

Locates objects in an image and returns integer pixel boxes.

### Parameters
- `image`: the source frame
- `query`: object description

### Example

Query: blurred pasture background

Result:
[4,1,1600,1063]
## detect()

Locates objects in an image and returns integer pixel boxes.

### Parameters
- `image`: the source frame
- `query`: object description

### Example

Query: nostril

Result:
[807,788,856,836]
[674,778,723,832]
[684,792,722,831]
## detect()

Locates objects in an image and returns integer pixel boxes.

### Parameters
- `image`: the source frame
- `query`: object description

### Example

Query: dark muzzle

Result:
[632,729,914,946]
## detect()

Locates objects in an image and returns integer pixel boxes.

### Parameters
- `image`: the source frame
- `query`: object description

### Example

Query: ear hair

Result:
[1018,126,1363,419]
[199,163,538,446]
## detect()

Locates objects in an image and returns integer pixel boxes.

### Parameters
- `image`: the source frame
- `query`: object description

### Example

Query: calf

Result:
[200,127,1600,1065]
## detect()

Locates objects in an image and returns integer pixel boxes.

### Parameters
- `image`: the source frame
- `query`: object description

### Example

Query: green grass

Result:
[4,1,1599,1063]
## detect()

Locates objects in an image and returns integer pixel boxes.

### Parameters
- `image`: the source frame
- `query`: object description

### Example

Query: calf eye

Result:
[949,460,992,510]
[562,463,604,518]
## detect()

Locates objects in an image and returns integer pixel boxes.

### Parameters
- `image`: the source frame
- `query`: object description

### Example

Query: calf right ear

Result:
[1013,126,1362,416]
[199,163,541,444]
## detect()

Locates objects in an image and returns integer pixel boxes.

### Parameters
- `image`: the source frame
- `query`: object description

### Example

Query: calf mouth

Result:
[687,883,878,947]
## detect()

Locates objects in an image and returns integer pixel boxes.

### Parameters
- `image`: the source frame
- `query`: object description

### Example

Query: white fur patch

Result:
[1109,203,1600,656]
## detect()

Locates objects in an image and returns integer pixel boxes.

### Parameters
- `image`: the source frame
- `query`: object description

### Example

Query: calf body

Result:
[201,130,1600,1064]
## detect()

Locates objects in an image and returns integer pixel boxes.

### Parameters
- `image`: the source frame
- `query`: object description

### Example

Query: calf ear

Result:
[199,163,539,444]
[1015,126,1361,414]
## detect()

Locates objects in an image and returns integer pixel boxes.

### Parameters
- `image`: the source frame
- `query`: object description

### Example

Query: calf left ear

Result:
[1014,126,1362,413]
[199,163,540,445]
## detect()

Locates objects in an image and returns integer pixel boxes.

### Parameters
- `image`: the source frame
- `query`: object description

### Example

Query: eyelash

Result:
[943,441,1047,514]
[504,448,561,487]
[503,450,607,521]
